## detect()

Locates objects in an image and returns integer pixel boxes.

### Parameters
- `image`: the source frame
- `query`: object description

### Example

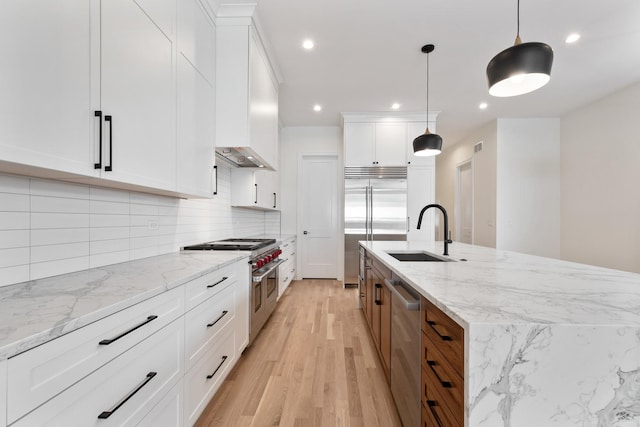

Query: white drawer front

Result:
[13,317,184,427]
[185,281,236,371]
[136,380,183,427]
[0,359,6,427]
[7,286,184,424]
[184,327,235,426]
[185,263,239,311]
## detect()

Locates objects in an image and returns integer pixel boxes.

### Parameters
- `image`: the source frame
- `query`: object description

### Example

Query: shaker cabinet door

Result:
[0,0,96,177]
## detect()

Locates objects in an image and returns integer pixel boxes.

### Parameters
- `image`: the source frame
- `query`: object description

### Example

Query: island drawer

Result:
[422,365,461,427]
[422,330,464,413]
[421,297,464,376]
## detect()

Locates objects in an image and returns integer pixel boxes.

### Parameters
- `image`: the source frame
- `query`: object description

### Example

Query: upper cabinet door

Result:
[176,0,216,198]
[344,123,375,166]
[375,123,407,166]
[0,0,97,177]
[99,0,176,191]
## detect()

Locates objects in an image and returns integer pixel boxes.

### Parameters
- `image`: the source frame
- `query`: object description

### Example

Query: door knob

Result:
[303,231,308,235]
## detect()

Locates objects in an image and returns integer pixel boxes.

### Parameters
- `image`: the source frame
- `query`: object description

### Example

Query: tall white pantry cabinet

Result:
[0,0,216,198]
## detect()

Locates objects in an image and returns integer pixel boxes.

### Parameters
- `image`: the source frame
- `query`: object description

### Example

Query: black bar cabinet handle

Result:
[427,320,452,341]
[206,355,228,379]
[94,110,102,169]
[213,165,218,195]
[207,276,228,288]
[99,315,158,345]
[254,183,258,204]
[273,192,276,208]
[207,310,229,328]
[427,360,452,388]
[104,115,113,171]
[374,283,382,305]
[98,372,157,419]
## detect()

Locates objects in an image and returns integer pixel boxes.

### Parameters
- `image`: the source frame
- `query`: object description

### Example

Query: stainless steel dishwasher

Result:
[388,275,421,427]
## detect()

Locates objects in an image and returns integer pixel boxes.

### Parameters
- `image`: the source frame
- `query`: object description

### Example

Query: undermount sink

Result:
[386,251,456,262]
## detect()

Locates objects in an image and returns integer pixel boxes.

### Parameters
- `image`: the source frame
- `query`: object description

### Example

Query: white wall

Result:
[496,118,561,258]
[436,121,497,248]
[0,164,278,287]
[561,81,640,273]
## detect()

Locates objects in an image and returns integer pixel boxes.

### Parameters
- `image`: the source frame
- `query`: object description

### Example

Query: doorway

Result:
[297,154,340,278]
[455,159,473,244]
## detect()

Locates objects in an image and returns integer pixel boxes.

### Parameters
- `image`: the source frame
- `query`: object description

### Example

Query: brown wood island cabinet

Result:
[421,297,465,426]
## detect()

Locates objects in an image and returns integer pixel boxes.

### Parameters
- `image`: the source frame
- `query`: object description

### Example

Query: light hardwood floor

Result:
[195,279,403,427]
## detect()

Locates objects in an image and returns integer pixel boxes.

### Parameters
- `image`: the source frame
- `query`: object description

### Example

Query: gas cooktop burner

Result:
[182,238,276,251]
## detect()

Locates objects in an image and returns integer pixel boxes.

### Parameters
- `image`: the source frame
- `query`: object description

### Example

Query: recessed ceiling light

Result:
[479,102,488,110]
[258,164,265,168]
[302,39,314,50]
[391,103,400,110]
[565,33,580,44]
[313,104,322,112]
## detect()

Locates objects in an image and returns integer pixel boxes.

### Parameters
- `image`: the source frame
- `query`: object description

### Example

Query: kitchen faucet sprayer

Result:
[417,204,452,256]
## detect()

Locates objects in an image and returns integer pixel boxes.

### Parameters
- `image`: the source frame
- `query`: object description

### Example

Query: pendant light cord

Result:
[426,50,430,118]
[517,0,520,38]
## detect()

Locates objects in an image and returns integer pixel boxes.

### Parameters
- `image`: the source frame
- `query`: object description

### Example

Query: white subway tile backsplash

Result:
[0,230,29,249]
[31,228,89,246]
[0,193,29,211]
[0,164,278,286]
[0,174,30,193]
[31,212,90,229]
[0,247,29,268]
[31,195,90,214]
[31,242,90,263]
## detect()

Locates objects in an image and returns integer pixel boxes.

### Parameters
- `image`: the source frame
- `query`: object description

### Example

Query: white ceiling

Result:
[254,0,640,146]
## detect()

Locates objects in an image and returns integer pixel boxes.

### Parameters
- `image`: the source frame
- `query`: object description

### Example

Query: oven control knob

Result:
[257,260,264,268]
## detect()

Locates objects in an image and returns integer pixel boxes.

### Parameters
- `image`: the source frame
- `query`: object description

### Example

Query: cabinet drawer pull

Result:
[254,183,258,204]
[374,283,382,305]
[427,360,452,388]
[94,110,102,169]
[207,310,229,328]
[427,320,452,341]
[273,192,276,209]
[426,400,444,427]
[98,371,156,419]
[207,276,228,288]
[104,115,113,172]
[206,355,228,380]
[99,315,158,345]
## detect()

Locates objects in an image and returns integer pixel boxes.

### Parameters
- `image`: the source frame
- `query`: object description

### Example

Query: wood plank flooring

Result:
[195,279,403,427]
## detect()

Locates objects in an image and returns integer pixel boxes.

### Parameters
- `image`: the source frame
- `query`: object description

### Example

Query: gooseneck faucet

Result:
[417,203,453,256]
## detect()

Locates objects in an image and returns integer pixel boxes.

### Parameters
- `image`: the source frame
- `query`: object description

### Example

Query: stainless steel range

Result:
[183,238,283,345]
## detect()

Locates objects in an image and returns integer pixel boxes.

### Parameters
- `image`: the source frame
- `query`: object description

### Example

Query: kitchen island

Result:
[362,240,640,427]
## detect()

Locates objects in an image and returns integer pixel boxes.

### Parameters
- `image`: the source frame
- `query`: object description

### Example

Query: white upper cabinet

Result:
[0,0,96,177]
[176,0,216,197]
[230,168,279,211]
[99,0,176,191]
[374,123,407,166]
[344,123,375,166]
[216,21,279,171]
[0,0,216,198]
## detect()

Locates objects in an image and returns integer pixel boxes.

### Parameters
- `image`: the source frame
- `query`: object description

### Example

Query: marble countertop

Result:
[362,240,640,328]
[0,251,249,360]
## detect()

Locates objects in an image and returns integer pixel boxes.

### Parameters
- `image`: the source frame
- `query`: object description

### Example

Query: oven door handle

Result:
[252,259,285,283]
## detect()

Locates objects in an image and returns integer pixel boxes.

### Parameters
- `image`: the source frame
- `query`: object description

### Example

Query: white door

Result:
[456,160,473,244]
[298,154,340,278]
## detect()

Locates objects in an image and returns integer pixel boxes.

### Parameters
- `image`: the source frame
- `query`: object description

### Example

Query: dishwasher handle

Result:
[385,279,420,311]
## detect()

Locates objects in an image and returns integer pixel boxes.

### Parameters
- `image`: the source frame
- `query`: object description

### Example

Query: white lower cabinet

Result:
[137,380,183,427]
[7,286,184,424]
[184,327,235,425]
[12,317,184,427]
[278,237,297,298]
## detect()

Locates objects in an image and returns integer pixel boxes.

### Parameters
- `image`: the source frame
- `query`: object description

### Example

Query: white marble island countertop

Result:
[362,240,640,426]
[0,251,248,360]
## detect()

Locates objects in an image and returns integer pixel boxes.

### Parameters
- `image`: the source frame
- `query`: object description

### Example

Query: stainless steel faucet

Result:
[417,203,453,256]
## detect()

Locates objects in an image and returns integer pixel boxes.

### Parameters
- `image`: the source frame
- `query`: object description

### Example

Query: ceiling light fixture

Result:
[565,33,580,44]
[302,39,314,50]
[486,0,553,97]
[413,44,443,157]
[391,103,400,110]
[479,102,488,110]
[313,104,322,112]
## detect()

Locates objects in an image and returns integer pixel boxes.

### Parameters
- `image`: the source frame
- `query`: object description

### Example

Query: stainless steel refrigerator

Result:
[344,167,407,286]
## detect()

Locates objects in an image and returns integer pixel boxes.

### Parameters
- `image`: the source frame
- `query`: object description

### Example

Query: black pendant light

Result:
[413,44,443,157]
[486,0,553,97]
